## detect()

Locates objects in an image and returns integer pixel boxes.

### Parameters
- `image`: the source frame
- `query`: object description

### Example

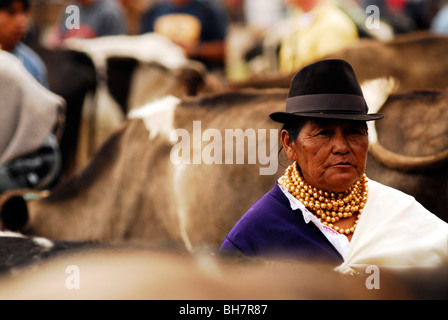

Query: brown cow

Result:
[366,89,448,222]
[0,238,447,300]
[0,89,287,251]
[0,243,426,300]
[231,33,448,92]
[326,32,448,91]
[0,82,447,249]
[0,231,447,300]
[32,34,212,179]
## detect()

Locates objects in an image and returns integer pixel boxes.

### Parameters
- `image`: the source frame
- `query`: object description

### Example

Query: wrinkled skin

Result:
[281,119,369,193]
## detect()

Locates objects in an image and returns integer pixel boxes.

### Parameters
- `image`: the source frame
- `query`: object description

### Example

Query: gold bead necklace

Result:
[278,162,368,235]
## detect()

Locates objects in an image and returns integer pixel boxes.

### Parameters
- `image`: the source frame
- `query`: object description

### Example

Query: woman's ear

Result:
[281,129,297,161]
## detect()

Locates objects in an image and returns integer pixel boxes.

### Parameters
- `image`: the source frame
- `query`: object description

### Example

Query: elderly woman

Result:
[220,59,448,273]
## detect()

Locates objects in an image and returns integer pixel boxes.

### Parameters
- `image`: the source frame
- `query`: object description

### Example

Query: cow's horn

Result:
[362,77,448,171]
[369,142,448,171]
[361,77,399,114]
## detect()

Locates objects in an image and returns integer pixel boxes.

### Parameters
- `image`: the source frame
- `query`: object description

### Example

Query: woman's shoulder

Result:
[232,183,303,232]
[366,178,445,224]
[367,178,417,203]
[241,184,298,220]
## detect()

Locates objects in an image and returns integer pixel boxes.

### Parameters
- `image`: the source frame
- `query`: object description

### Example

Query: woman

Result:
[220,59,448,274]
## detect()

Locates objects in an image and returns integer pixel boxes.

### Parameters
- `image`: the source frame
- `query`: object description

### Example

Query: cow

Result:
[61,33,213,113]
[365,88,448,222]
[0,231,97,276]
[29,46,97,178]
[230,33,448,93]
[0,88,287,250]
[326,32,448,92]
[0,239,433,300]
[0,78,446,248]
[31,33,213,180]
[0,238,447,300]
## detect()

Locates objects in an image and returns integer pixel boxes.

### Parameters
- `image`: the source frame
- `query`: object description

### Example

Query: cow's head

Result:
[106,57,208,116]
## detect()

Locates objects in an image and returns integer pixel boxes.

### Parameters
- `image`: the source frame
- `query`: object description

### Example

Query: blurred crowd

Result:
[16,0,448,80]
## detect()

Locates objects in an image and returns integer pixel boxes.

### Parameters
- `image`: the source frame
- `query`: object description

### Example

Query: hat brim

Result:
[269,111,384,123]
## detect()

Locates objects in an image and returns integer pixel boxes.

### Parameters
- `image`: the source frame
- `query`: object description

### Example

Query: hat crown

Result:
[288,59,364,98]
[269,59,384,122]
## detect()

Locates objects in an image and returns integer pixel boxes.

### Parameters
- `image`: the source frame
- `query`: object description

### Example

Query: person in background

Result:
[47,0,127,48]
[0,0,48,87]
[118,0,153,35]
[279,0,359,74]
[139,0,229,70]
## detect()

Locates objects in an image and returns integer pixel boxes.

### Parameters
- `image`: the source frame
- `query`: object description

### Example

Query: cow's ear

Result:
[0,196,28,232]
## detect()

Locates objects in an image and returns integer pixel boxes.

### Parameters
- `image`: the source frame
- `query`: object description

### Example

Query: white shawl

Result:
[336,179,448,274]
[280,178,448,274]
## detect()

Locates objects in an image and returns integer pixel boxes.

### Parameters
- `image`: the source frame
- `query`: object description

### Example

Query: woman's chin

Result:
[324,171,362,193]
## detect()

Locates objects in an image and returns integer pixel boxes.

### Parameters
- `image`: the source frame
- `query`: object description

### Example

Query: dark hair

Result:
[0,0,30,11]
[277,118,308,169]
[281,118,307,142]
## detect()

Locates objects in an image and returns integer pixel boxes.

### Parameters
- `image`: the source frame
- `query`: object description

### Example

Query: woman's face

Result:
[282,119,369,193]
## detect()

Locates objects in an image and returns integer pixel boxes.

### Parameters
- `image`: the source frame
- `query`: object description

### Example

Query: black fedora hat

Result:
[270,59,384,122]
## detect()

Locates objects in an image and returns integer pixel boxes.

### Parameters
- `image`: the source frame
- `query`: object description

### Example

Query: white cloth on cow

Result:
[63,33,188,70]
[0,50,65,166]
[335,179,448,274]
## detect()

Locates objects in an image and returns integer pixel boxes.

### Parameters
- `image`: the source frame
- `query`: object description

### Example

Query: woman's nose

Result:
[331,131,350,154]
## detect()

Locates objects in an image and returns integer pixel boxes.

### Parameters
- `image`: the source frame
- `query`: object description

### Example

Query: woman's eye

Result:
[349,128,366,135]
[316,130,329,136]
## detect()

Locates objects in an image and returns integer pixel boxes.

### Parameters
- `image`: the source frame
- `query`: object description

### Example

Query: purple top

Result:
[220,183,344,264]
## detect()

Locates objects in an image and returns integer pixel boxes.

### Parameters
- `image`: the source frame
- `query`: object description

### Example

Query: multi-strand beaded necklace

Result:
[277,162,368,236]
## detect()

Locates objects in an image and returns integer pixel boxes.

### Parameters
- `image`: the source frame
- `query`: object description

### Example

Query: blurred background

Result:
[25,0,448,82]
